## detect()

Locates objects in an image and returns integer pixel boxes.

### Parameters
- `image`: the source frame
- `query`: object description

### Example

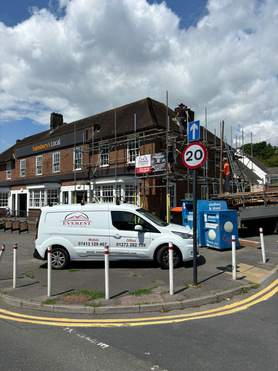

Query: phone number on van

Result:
[116,242,146,247]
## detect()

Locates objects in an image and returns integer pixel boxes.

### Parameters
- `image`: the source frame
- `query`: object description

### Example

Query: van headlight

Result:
[172,231,193,239]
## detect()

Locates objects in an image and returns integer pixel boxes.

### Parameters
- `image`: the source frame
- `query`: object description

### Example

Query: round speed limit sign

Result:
[182,142,207,169]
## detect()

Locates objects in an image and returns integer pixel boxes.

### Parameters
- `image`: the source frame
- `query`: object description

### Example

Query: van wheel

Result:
[157,245,181,269]
[52,247,69,270]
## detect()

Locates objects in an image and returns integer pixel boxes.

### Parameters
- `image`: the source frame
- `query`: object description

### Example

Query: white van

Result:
[33,203,194,269]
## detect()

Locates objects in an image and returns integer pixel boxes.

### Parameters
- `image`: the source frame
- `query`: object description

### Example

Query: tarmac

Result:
[0,228,277,315]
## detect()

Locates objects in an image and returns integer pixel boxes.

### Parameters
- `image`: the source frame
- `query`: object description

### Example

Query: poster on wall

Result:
[136,155,151,174]
[151,152,166,172]
[136,153,167,174]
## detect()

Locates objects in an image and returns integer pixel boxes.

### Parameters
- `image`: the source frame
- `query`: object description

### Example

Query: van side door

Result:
[109,210,159,260]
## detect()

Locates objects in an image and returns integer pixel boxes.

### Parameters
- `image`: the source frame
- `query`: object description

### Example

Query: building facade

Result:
[0,97,222,220]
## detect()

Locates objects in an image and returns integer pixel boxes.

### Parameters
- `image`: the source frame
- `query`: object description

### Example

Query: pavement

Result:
[0,228,277,315]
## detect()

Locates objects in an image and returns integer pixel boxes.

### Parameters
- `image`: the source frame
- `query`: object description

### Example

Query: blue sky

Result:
[0,0,278,153]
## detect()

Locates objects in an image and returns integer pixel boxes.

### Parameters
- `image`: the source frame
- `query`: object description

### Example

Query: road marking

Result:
[0,279,277,327]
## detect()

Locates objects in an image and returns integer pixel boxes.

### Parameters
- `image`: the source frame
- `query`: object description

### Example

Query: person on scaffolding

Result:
[176,103,187,135]
[165,141,181,173]
[220,157,230,194]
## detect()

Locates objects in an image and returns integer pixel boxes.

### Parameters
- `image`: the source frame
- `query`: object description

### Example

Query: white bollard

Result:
[259,228,266,263]
[0,245,5,262]
[13,243,17,288]
[232,235,236,280]
[169,242,174,295]
[104,245,109,300]
[47,246,52,297]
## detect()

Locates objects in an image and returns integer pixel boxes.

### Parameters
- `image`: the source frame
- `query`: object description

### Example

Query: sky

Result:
[0,0,278,154]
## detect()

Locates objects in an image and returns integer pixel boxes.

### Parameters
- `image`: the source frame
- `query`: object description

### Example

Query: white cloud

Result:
[0,0,278,148]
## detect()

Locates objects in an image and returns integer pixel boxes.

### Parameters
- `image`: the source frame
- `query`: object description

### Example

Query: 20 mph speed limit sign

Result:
[182,142,207,169]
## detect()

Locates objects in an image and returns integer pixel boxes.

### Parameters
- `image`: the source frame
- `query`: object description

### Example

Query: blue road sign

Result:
[188,120,200,142]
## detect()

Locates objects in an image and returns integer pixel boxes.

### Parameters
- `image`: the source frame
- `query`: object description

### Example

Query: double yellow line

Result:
[1,279,277,327]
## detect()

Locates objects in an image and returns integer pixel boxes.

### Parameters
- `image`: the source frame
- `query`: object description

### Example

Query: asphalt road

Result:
[0,276,277,371]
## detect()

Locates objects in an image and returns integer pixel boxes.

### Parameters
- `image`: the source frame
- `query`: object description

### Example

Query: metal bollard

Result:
[13,243,18,288]
[232,235,236,280]
[259,228,266,263]
[47,246,52,297]
[0,245,5,262]
[169,242,174,295]
[104,245,109,300]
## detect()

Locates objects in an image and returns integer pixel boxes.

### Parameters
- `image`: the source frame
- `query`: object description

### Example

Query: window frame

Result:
[20,159,26,178]
[53,152,60,173]
[6,162,12,180]
[98,143,109,167]
[127,139,140,164]
[73,147,82,170]
[36,155,42,176]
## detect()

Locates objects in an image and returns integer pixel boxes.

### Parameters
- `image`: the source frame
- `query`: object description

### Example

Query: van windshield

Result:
[137,208,168,227]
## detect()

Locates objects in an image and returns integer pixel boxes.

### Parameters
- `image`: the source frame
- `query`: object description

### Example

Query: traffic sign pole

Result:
[193,169,198,286]
[182,142,208,287]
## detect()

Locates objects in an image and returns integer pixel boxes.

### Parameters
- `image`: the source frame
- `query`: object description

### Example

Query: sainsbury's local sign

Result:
[16,130,86,159]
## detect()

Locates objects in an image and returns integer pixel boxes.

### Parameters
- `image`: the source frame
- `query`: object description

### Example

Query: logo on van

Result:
[62,213,92,227]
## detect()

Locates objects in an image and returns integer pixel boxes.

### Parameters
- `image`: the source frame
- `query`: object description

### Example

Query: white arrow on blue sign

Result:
[188,120,200,142]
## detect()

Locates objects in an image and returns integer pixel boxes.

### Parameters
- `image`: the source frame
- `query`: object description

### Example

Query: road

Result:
[0,278,277,371]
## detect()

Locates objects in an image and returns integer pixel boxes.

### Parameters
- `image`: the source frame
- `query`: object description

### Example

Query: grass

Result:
[21,268,39,279]
[42,298,59,305]
[63,290,105,300]
[129,286,157,296]
[68,269,80,273]
[184,283,203,289]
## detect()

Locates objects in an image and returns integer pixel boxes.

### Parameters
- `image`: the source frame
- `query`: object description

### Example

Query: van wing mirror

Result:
[134,224,144,232]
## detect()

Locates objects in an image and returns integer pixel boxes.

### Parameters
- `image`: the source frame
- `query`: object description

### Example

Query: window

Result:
[92,184,139,204]
[125,185,137,204]
[93,186,101,203]
[47,189,59,205]
[115,184,122,203]
[74,148,82,170]
[6,162,11,180]
[20,159,26,178]
[99,143,109,167]
[36,156,42,175]
[169,183,176,208]
[62,191,69,204]
[0,192,8,207]
[111,211,157,232]
[30,189,46,208]
[102,185,113,203]
[127,139,140,163]
[53,152,60,173]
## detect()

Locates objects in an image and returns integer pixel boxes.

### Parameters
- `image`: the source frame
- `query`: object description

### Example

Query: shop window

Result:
[47,189,59,205]
[127,139,140,163]
[20,159,26,178]
[124,184,138,204]
[6,162,11,180]
[29,189,46,208]
[74,148,82,170]
[0,192,8,207]
[62,191,69,204]
[169,183,176,208]
[102,185,113,203]
[53,152,60,173]
[93,186,101,203]
[36,156,42,175]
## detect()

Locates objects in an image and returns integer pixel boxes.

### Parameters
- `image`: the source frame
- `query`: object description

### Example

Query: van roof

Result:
[41,203,140,212]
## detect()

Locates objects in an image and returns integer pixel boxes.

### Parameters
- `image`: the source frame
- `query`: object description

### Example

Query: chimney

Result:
[50,113,63,132]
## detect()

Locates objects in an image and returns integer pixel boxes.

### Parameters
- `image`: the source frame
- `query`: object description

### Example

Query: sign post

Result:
[182,142,207,286]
